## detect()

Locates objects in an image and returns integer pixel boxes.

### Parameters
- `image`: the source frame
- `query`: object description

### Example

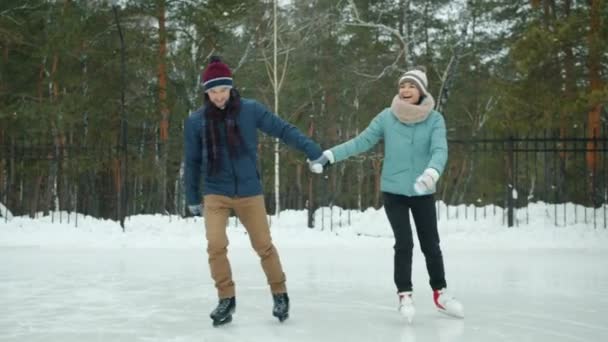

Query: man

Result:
[184,56,325,326]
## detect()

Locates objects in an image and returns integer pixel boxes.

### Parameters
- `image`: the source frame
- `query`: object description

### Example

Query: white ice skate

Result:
[398,291,415,323]
[433,288,464,318]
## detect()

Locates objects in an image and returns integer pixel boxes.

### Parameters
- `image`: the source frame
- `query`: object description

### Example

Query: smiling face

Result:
[398,81,422,105]
[207,86,231,109]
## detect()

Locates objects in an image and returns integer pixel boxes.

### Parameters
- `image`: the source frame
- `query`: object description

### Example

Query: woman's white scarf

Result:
[390,94,436,124]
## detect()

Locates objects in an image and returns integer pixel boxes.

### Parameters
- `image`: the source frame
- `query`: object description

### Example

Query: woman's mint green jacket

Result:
[330,108,447,196]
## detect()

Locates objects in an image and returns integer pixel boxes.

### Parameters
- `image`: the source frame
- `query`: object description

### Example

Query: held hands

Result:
[414,168,440,194]
[308,150,335,174]
[188,204,203,216]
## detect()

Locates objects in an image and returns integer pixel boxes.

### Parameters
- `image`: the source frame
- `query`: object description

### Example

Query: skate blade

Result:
[401,314,414,324]
[437,307,464,319]
[274,313,289,323]
[212,315,233,327]
[399,308,415,323]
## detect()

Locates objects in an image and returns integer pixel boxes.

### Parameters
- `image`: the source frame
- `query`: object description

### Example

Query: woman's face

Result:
[398,82,421,105]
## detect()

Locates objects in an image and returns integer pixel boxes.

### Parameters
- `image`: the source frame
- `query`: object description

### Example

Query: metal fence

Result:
[1,127,607,229]
[443,129,607,228]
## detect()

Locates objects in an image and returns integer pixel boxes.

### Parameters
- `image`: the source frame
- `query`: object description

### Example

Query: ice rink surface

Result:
[2,234,607,342]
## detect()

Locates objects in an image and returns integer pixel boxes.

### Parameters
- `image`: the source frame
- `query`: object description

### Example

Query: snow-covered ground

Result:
[1,206,607,342]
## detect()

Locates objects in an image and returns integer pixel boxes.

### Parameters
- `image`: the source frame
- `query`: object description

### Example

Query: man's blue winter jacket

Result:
[184,98,322,205]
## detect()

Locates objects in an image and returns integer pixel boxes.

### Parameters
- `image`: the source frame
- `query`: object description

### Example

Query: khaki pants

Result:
[203,194,286,299]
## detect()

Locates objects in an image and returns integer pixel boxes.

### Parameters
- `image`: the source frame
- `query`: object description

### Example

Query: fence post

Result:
[113,5,128,230]
[307,175,314,228]
[507,135,515,227]
[307,202,314,228]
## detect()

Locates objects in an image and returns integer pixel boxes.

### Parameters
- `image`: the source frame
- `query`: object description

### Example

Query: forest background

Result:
[0,0,606,224]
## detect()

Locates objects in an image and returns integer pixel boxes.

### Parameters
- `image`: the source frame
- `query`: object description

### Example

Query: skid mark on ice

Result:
[298,298,395,313]
[509,310,608,332]
[475,304,603,342]
[476,304,599,342]
[468,324,510,342]
[498,320,589,342]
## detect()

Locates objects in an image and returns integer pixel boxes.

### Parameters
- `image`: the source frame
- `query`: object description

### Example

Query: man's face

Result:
[207,87,231,109]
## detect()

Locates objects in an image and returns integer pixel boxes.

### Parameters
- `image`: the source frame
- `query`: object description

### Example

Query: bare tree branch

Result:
[345,0,410,72]
[233,24,262,73]
[352,49,404,83]
[435,2,472,112]
[261,45,293,89]
[342,0,415,82]
[278,48,289,92]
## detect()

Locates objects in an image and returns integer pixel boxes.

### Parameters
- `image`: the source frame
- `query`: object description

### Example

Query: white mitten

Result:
[308,150,335,174]
[414,168,440,194]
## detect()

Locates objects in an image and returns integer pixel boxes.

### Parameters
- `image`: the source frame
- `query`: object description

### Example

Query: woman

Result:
[311,66,464,322]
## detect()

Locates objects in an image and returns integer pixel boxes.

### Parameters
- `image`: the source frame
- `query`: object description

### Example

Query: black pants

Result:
[383,192,447,292]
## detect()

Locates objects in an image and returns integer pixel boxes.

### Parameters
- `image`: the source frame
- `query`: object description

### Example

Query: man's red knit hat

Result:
[201,56,233,92]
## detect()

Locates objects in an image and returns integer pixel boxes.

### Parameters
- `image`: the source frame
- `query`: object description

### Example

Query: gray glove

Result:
[188,204,203,216]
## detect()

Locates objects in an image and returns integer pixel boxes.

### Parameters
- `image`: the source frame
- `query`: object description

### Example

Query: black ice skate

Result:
[210,297,236,327]
[272,293,290,322]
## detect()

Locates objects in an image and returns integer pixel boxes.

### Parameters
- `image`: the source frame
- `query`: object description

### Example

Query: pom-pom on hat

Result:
[201,56,233,92]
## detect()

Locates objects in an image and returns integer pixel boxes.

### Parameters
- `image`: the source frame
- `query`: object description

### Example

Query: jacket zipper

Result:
[231,158,238,196]
[225,124,238,196]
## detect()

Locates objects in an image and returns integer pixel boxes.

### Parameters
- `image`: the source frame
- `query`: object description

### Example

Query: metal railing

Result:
[1,127,606,229]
